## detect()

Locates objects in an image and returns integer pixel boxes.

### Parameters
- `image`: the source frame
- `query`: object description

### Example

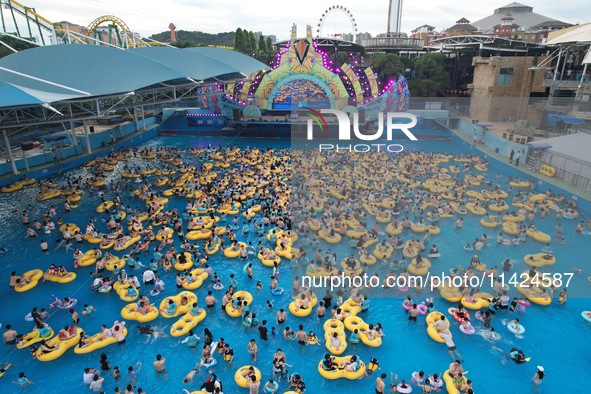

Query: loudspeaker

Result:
[232,109,241,121]
[89,126,95,133]
[358,109,366,123]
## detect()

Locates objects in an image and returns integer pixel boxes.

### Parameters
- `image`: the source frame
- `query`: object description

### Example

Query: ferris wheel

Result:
[317,5,358,43]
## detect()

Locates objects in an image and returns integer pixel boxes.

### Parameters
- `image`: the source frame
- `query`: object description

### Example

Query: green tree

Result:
[370,53,405,86]
[151,30,235,46]
[171,40,199,48]
[0,36,36,59]
[413,53,449,97]
[234,28,244,52]
[247,31,256,54]
[266,37,273,54]
[258,35,267,54]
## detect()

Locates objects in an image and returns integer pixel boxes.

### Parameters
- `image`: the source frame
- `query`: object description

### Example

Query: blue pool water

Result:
[0,135,590,394]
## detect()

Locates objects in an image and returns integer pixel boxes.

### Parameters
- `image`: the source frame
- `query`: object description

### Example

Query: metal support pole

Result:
[553,48,562,81]
[133,108,139,131]
[141,107,146,131]
[69,121,77,146]
[577,63,589,93]
[560,48,569,80]
[83,120,92,155]
[23,149,29,172]
[2,129,18,175]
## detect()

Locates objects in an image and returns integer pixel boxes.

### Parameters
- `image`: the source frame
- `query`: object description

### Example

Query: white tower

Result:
[387,0,403,37]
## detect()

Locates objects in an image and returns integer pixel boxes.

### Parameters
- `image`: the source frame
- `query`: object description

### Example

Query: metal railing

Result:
[541,150,591,191]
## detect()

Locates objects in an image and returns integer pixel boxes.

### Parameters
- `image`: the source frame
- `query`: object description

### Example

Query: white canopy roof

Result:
[542,133,591,163]
[546,23,591,45]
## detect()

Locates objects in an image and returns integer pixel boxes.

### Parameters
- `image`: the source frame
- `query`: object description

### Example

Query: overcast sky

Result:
[8,0,589,41]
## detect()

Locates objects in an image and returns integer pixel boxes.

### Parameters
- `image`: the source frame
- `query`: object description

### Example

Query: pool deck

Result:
[0,124,159,183]
[451,126,591,203]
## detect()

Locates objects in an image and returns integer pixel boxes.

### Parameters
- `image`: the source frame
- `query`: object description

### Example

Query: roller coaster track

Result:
[0,0,78,45]
[1,1,170,48]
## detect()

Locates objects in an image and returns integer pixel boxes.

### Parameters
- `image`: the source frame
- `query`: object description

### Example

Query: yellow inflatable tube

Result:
[516,281,552,306]
[186,230,212,240]
[480,218,500,228]
[526,229,551,243]
[44,272,77,284]
[386,223,402,235]
[120,304,159,322]
[14,269,44,292]
[524,253,556,267]
[74,327,128,354]
[466,203,486,215]
[319,231,342,244]
[502,221,520,235]
[372,244,394,259]
[339,300,362,318]
[170,308,207,337]
[114,235,141,251]
[407,258,431,276]
[258,251,281,267]
[223,242,247,258]
[113,281,139,302]
[289,294,318,317]
[443,370,471,394]
[174,252,194,271]
[36,327,82,361]
[104,256,124,271]
[461,293,492,310]
[234,366,262,388]
[324,319,347,355]
[317,356,366,379]
[17,326,54,349]
[343,315,369,332]
[182,268,209,290]
[225,291,253,317]
[159,291,197,318]
[359,253,377,265]
[425,311,449,343]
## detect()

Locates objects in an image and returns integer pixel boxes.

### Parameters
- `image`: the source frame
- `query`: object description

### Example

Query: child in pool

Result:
[349,329,359,343]
[307,331,320,345]
[366,357,380,376]
[256,281,262,290]
[82,304,95,315]
[228,274,238,288]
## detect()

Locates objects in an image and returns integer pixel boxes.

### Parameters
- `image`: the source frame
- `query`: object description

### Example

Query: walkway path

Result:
[451,127,591,203]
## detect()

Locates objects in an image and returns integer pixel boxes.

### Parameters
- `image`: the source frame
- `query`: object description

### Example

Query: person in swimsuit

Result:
[276,309,286,324]
[294,325,307,345]
[13,372,34,388]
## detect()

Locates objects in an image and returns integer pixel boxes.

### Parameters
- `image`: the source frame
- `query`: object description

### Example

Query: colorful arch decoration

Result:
[252,25,350,110]
[207,25,411,117]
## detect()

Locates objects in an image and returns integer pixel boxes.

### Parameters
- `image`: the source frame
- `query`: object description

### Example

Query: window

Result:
[498,68,513,85]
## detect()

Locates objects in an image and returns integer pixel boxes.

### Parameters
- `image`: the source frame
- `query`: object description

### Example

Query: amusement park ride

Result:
[0,0,168,49]
[316,5,358,42]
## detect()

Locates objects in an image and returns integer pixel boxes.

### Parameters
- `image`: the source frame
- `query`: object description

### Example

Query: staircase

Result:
[526,156,536,172]
[52,142,64,162]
